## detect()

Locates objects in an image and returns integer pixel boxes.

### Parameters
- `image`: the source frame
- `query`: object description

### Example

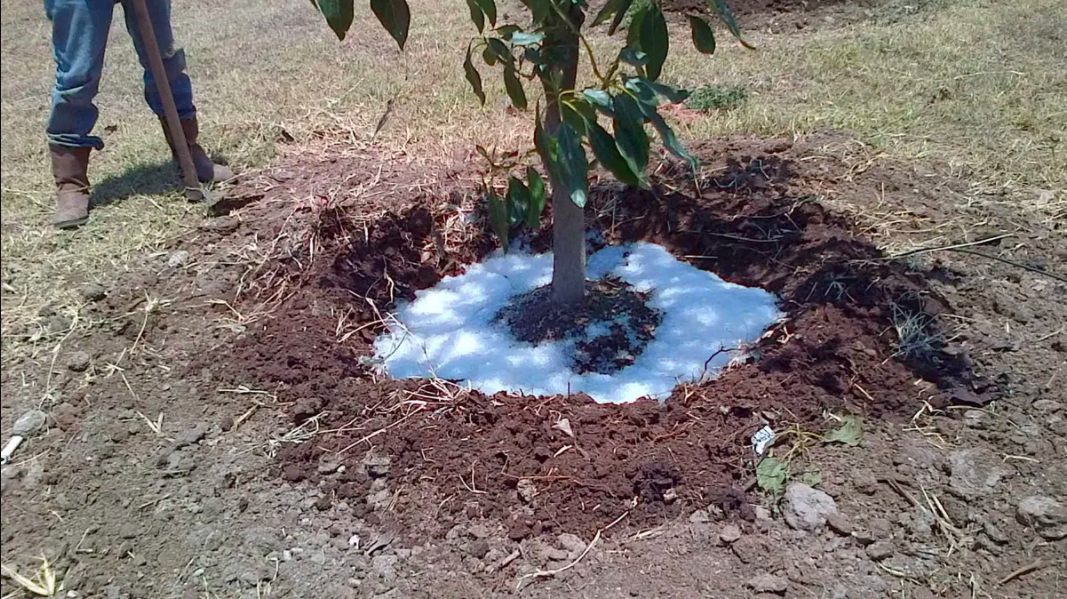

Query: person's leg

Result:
[45,0,115,228]
[121,0,232,183]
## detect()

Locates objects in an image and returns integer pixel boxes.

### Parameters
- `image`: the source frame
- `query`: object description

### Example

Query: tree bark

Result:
[542,9,586,307]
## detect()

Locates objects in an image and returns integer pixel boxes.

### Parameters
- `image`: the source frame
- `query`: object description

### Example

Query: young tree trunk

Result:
[542,11,585,307]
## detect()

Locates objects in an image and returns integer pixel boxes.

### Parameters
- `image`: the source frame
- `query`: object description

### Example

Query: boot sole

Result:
[52,215,89,229]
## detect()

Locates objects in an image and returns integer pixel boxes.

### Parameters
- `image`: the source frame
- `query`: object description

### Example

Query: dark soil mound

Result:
[198,137,994,540]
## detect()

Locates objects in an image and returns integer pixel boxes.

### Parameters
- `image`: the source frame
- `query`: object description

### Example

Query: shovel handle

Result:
[129,0,204,202]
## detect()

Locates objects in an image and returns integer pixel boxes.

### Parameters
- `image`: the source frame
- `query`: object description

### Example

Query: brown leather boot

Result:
[49,145,92,229]
[160,117,234,183]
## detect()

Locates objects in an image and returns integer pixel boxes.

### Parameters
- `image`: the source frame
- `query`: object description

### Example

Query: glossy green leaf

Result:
[487,187,510,251]
[561,98,596,137]
[625,78,690,105]
[639,5,669,81]
[688,15,716,54]
[522,0,551,23]
[612,93,650,178]
[709,0,755,49]
[506,176,531,225]
[583,89,615,115]
[645,107,696,168]
[609,0,634,35]
[509,32,546,46]
[592,0,617,26]
[370,0,410,50]
[487,38,511,62]
[503,62,527,110]
[525,166,546,228]
[316,0,355,40]
[465,0,484,33]
[463,42,486,104]
[534,111,561,186]
[588,122,643,188]
[471,0,497,26]
[620,48,649,67]
[626,4,647,50]
[556,124,589,208]
[482,45,497,65]
[496,24,521,38]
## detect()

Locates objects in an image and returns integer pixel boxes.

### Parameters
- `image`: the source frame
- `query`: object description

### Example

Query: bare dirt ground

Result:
[3,1,1066,598]
[2,130,1064,598]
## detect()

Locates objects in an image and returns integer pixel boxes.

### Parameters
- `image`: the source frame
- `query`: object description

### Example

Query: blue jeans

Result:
[46,0,196,149]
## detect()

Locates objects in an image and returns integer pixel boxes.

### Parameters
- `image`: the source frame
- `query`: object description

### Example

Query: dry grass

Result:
[2,0,1065,361]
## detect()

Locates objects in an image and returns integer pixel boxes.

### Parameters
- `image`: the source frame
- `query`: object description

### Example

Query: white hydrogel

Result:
[373,242,782,403]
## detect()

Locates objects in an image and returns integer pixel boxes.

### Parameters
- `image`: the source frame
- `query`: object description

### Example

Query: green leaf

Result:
[823,416,863,446]
[556,123,589,208]
[506,176,531,225]
[583,89,615,115]
[688,15,716,54]
[620,48,649,67]
[646,80,690,103]
[755,456,788,497]
[463,42,486,104]
[487,38,511,62]
[588,122,644,188]
[503,62,527,111]
[626,4,647,50]
[316,0,354,41]
[709,0,755,49]
[487,187,509,251]
[496,24,521,38]
[800,469,823,487]
[471,0,497,26]
[534,110,561,186]
[639,4,669,81]
[561,98,596,137]
[509,32,546,46]
[612,93,650,178]
[642,103,697,168]
[592,0,617,26]
[522,0,551,23]
[370,0,410,50]
[525,166,546,228]
[609,0,634,35]
[465,0,484,33]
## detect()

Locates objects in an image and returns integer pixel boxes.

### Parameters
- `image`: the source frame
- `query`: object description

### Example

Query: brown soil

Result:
[3,136,1065,598]
[199,137,997,544]
[494,278,662,375]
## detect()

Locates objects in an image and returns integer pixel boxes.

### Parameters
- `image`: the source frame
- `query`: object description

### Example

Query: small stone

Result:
[983,521,1009,544]
[167,250,190,268]
[220,415,235,431]
[719,523,742,544]
[852,471,878,495]
[782,483,838,531]
[81,283,107,302]
[318,456,341,475]
[948,449,1012,499]
[13,410,48,436]
[468,540,490,560]
[963,410,986,428]
[688,510,710,523]
[1016,495,1067,540]
[662,488,678,504]
[1031,400,1063,413]
[865,541,894,561]
[827,513,853,536]
[370,555,398,583]
[517,478,537,504]
[540,545,570,562]
[65,351,91,372]
[747,572,788,594]
[363,454,391,478]
[558,533,586,555]
[175,426,206,447]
